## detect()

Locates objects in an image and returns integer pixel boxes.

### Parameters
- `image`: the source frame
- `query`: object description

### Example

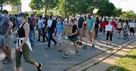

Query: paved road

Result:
[0,30,135,71]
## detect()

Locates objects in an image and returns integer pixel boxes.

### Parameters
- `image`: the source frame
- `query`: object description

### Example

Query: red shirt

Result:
[101,22,106,28]
[111,21,117,27]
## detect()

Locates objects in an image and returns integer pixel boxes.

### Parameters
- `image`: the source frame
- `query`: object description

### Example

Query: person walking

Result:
[77,13,84,45]
[86,14,95,47]
[0,10,13,64]
[129,20,135,36]
[94,17,100,37]
[117,19,123,39]
[42,17,48,42]
[105,20,114,45]
[37,16,44,41]
[45,16,57,49]
[56,17,65,52]
[16,13,42,71]
[63,19,79,58]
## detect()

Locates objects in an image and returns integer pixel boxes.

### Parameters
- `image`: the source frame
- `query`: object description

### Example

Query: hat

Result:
[18,12,26,18]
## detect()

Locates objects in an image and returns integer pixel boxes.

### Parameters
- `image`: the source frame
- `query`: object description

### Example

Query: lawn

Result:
[106,47,136,71]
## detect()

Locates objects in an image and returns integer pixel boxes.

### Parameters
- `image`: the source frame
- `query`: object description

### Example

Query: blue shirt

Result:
[56,21,64,35]
[78,17,84,28]
[87,18,95,31]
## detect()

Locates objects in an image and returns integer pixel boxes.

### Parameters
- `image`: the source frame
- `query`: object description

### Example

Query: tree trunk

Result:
[44,7,48,15]
[0,4,3,11]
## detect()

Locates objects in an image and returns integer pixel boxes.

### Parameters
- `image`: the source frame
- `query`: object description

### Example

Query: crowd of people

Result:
[0,10,136,71]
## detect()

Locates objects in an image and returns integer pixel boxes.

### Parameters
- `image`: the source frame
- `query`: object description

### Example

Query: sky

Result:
[110,0,136,12]
[3,0,136,13]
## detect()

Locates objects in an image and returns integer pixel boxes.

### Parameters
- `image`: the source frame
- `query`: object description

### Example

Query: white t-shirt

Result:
[47,19,53,27]
[134,23,136,27]
[129,22,135,28]
[38,19,43,29]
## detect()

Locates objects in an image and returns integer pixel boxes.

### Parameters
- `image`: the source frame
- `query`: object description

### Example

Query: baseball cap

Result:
[18,12,26,18]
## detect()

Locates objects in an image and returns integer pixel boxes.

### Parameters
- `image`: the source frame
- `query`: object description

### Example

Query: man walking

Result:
[0,10,13,64]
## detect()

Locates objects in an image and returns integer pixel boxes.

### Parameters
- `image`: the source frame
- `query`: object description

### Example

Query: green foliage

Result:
[113,8,123,17]
[121,10,136,19]
[0,0,20,10]
[29,0,59,14]
[36,11,43,17]
[57,0,115,17]
[10,0,21,6]
[29,0,43,10]
[9,10,17,14]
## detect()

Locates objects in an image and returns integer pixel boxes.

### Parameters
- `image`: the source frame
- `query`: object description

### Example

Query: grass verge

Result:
[106,47,136,71]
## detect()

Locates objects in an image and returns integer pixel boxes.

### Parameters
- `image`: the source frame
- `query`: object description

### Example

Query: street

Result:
[0,30,135,71]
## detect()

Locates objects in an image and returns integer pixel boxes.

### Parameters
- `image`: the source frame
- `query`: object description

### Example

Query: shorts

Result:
[130,28,135,33]
[87,30,95,35]
[78,28,82,34]
[68,36,78,42]
[0,35,10,47]
[58,34,62,43]
[118,28,122,31]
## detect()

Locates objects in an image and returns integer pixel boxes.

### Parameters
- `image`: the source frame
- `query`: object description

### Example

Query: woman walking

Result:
[56,17,65,52]
[16,13,42,71]
[63,19,79,58]
[105,20,114,45]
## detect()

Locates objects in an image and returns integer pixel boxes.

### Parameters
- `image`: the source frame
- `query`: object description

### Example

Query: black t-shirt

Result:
[71,24,78,37]
[95,20,100,28]
[48,20,56,32]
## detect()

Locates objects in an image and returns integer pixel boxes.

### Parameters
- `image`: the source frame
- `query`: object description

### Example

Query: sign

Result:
[64,23,72,36]
[93,9,99,14]
[105,25,112,31]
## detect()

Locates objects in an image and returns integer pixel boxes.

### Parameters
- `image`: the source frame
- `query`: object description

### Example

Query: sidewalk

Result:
[0,31,135,71]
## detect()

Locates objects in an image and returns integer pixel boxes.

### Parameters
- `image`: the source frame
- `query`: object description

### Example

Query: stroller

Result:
[123,24,129,40]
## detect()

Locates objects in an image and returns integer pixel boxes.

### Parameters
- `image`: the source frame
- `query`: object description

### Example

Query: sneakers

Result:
[62,54,69,58]
[2,57,8,62]
[82,45,87,49]
[54,42,57,46]
[37,63,42,71]
[58,48,63,52]
[77,42,82,45]
[3,58,13,64]
[92,45,95,47]
[75,51,80,56]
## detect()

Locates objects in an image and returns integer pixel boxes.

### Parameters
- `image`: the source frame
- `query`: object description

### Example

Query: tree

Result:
[57,0,116,17]
[29,0,59,14]
[113,8,123,17]
[0,0,20,11]
[94,0,115,16]
[121,10,136,19]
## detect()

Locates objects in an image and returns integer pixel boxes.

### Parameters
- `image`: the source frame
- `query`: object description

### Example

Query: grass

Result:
[106,47,136,71]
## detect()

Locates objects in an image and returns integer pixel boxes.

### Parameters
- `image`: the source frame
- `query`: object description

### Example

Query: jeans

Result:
[38,28,42,40]
[29,31,34,46]
[48,31,57,47]
[42,28,48,41]
[95,27,98,36]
